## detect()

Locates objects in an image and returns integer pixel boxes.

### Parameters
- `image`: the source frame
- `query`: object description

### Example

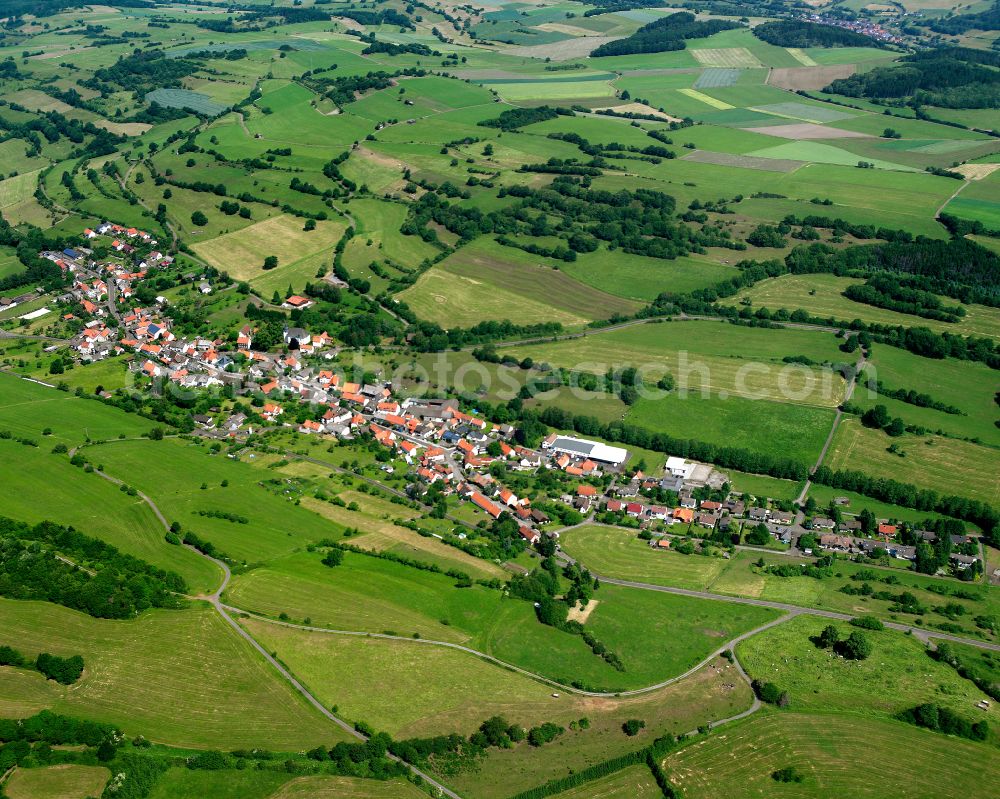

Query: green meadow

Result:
[560,528,998,638]
[0,600,340,749]
[664,711,998,799]
[227,546,777,691]
[738,615,988,717]
[88,438,342,564]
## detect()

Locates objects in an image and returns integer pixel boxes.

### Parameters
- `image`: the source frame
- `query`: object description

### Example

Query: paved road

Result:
[592,573,1000,653]
[82,446,461,799]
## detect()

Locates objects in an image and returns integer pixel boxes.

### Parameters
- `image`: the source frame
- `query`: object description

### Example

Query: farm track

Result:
[20,376,995,794]
[796,351,865,505]
[78,444,463,799]
[221,604,795,700]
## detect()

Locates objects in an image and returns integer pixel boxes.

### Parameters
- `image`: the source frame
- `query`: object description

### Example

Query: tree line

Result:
[0,645,84,685]
[0,516,187,619]
[753,20,880,48]
[591,12,741,57]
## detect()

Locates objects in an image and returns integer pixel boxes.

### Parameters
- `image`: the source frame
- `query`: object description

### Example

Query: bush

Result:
[835,630,872,660]
[35,653,84,685]
[622,718,645,737]
[850,615,885,631]
[772,766,804,783]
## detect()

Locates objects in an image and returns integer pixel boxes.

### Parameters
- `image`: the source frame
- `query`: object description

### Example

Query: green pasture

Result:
[249,615,755,799]
[726,470,803,502]
[227,546,777,691]
[0,374,153,446]
[149,771,427,799]
[398,237,641,328]
[0,600,341,749]
[747,141,915,171]
[665,711,998,799]
[826,418,1000,505]
[562,530,998,637]
[738,615,988,718]
[87,437,342,564]
[0,436,219,593]
[558,250,737,302]
[804,484,971,528]
[507,320,848,407]
[4,764,110,799]
[719,272,1000,340]
[560,526,731,591]
[626,393,834,466]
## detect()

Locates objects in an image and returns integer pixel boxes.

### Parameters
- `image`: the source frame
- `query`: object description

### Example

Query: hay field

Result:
[5,765,110,799]
[506,321,848,407]
[718,272,1000,340]
[192,214,346,282]
[768,63,856,90]
[398,239,641,328]
[690,48,763,68]
[0,601,342,749]
[827,418,1000,503]
[664,712,998,799]
[678,88,734,109]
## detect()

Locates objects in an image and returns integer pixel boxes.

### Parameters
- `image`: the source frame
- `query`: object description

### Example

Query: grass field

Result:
[0,437,219,593]
[228,546,777,691]
[690,48,763,69]
[560,525,731,591]
[147,771,426,799]
[5,765,110,799]
[677,88,734,110]
[549,765,662,799]
[398,238,641,328]
[626,392,834,466]
[245,616,755,798]
[561,530,998,637]
[0,374,153,446]
[559,250,737,302]
[737,615,988,718]
[0,171,41,209]
[300,496,505,580]
[719,272,1000,341]
[87,438,341,564]
[507,320,848,407]
[826,418,1000,504]
[726,470,803,502]
[191,214,346,285]
[664,711,999,798]
[0,601,341,749]
[747,141,913,171]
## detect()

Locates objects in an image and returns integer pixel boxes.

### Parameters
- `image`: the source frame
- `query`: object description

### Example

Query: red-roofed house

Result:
[470,492,503,519]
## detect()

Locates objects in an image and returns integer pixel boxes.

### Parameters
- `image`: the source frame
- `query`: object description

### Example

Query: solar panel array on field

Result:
[694,68,741,89]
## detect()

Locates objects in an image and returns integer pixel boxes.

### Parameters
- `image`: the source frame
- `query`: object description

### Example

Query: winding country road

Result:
[79,451,462,799]
[45,411,999,799]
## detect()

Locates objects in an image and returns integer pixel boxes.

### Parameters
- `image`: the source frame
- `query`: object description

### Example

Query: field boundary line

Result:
[223,604,798,698]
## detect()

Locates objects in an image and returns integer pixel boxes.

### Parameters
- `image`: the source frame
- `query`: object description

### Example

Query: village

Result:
[10,224,983,579]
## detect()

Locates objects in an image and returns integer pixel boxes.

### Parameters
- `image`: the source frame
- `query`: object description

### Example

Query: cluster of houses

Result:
[815,529,978,570]
[806,13,903,44]
[27,228,982,569]
[40,229,174,361]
